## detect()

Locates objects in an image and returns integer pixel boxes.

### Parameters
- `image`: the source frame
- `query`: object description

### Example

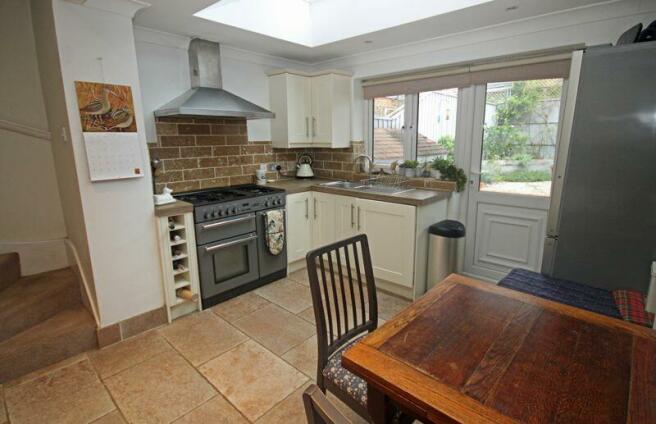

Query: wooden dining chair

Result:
[305,234,378,420]
[303,384,351,424]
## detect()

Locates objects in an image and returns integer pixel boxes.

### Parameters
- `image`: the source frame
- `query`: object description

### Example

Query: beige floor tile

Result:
[88,330,171,379]
[160,311,248,366]
[254,381,312,424]
[255,278,313,313]
[5,353,88,388]
[173,395,249,424]
[282,335,318,379]
[288,268,310,286]
[298,306,317,324]
[233,304,315,355]
[0,385,6,424]
[199,340,308,421]
[210,292,269,323]
[104,350,216,424]
[4,359,115,424]
[377,290,411,320]
[92,410,127,424]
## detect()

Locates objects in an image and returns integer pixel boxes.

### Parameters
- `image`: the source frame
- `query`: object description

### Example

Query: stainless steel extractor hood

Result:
[154,39,274,119]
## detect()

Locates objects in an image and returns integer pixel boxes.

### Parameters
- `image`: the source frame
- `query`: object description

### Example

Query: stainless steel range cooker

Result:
[175,184,286,308]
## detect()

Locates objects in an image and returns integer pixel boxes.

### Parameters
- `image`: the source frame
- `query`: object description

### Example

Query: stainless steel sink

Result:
[321,181,412,195]
[320,181,365,189]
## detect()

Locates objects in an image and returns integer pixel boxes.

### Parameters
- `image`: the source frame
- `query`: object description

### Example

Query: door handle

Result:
[357,206,361,231]
[305,198,309,219]
[313,198,318,220]
[201,214,254,230]
[205,234,257,252]
[312,117,317,137]
[350,204,355,228]
[305,117,309,138]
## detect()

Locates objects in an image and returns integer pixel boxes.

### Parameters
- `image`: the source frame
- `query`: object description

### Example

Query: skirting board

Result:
[0,239,70,276]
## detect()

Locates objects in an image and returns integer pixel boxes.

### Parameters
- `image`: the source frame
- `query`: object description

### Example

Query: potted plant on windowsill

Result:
[400,160,419,177]
[430,157,451,179]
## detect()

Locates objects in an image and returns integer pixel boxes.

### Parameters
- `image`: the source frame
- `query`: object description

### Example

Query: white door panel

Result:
[470,202,547,280]
[286,193,312,263]
[311,192,336,249]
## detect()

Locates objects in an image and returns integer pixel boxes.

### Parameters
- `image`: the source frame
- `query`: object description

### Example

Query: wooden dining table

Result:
[342,274,656,424]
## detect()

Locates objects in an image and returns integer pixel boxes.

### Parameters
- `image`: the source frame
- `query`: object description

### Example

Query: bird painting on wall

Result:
[75,81,137,132]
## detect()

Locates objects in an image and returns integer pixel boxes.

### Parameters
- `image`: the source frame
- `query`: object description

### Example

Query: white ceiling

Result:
[134,0,613,63]
[193,0,493,47]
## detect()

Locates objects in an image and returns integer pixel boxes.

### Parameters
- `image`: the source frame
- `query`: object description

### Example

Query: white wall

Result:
[46,0,164,327]
[316,0,656,141]
[0,0,69,275]
[134,26,313,143]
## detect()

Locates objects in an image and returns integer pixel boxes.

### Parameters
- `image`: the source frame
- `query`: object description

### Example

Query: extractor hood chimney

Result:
[154,39,274,119]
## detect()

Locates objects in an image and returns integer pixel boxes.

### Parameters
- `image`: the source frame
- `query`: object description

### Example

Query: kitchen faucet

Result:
[352,155,374,179]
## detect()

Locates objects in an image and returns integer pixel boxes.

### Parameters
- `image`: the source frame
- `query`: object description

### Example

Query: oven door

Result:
[197,232,259,299]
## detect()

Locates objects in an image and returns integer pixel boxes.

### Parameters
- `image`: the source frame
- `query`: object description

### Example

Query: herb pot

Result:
[404,168,416,178]
[430,169,441,179]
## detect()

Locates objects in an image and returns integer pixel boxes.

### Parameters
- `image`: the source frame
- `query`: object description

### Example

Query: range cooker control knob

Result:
[264,200,270,207]
[212,211,219,218]
[218,210,224,217]
[232,207,237,214]
[204,212,211,220]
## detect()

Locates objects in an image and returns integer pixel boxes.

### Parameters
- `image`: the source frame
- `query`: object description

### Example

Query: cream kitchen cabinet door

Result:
[268,70,351,148]
[311,192,337,250]
[335,195,358,241]
[357,198,416,287]
[286,192,313,263]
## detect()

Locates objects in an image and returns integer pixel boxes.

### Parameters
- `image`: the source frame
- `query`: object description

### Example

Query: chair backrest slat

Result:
[306,235,378,388]
[318,254,335,343]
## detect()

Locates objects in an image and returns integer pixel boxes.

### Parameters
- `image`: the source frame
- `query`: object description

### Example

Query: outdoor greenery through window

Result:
[480,79,563,196]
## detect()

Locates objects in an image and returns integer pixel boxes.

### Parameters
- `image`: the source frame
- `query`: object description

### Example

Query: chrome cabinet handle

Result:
[313,198,318,220]
[357,206,361,231]
[205,234,257,252]
[305,198,309,219]
[305,117,309,138]
[201,214,253,230]
[312,117,316,137]
[350,204,355,228]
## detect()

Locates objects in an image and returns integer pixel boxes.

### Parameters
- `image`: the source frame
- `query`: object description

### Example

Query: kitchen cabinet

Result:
[357,198,416,288]
[286,192,313,262]
[335,195,358,241]
[268,70,351,148]
[311,192,337,250]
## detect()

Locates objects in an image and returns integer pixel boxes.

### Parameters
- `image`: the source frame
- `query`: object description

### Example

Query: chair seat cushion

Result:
[322,336,367,406]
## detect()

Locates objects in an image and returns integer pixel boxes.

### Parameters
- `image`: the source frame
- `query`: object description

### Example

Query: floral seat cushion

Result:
[322,336,367,406]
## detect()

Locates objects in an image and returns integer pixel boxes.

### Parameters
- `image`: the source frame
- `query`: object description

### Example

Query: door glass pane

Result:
[417,89,458,164]
[372,95,405,165]
[480,79,563,197]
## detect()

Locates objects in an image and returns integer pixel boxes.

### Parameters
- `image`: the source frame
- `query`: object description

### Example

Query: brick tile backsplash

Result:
[148,116,363,193]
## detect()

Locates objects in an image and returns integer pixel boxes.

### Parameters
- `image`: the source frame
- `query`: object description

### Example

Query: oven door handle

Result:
[201,214,254,230]
[204,234,258,252]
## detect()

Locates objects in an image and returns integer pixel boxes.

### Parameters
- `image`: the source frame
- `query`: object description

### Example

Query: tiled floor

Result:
[0,268,411,424]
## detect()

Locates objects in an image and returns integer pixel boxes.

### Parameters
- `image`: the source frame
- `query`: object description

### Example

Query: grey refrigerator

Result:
[542,42,656,292]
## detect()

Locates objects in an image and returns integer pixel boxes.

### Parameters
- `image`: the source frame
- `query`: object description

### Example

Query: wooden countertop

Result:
[267,178,451,207]
[154,200,193,217]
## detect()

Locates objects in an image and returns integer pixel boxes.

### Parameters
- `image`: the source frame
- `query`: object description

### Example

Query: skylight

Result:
[194,0,493,48]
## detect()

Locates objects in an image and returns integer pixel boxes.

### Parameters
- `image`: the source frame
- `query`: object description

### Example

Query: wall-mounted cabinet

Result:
[268,70,352,149]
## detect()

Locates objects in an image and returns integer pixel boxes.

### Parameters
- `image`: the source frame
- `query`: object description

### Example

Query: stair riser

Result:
[0,284,81,343]
[0,323,97,383]
[0,253,21,292]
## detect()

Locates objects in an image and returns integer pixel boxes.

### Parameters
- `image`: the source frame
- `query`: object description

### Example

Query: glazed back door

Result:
[464,79,566,281]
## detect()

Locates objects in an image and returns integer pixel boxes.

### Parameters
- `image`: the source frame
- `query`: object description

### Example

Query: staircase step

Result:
[0,252,21,292]
[0,307,97,383]
[0,268,81,343]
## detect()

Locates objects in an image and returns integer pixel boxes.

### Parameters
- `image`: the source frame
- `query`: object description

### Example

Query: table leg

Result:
[367,385,395,424]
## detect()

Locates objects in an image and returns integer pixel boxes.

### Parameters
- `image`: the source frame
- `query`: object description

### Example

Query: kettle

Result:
[296,153,314,179]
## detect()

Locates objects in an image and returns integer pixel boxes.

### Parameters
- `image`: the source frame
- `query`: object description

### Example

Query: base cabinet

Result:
[357,199,416,288]
[286,192,417,288]
[286,192,312,262]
